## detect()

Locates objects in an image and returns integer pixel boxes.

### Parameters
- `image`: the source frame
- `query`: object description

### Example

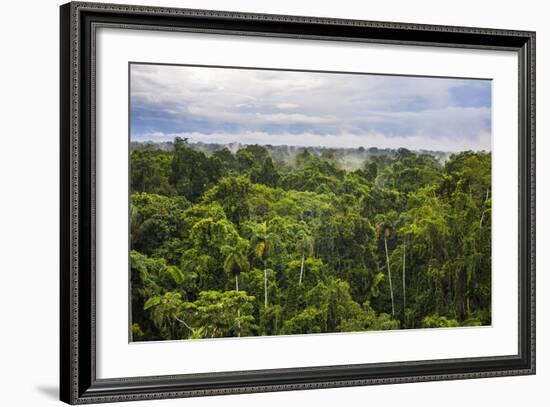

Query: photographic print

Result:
[129,63,492,342]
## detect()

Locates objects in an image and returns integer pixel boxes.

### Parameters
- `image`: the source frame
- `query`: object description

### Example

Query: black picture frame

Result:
[60,1,536,404]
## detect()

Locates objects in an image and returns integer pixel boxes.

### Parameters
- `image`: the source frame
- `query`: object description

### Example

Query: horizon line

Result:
[130,137,492,154]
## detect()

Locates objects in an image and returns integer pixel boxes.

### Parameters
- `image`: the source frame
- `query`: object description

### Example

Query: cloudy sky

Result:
[130,63,492,152]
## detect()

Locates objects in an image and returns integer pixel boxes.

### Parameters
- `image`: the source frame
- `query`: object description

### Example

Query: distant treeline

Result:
[130,140,452,170]
[130,137,491,341]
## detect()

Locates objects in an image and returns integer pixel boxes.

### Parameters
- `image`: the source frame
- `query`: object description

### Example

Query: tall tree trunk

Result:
[235,274,241,337]
[299,245,305,285]
[402,242,406,317]
[384,237,395,317]
[264,262,268,308]
[473,188,490,316]
[479,188,490,227]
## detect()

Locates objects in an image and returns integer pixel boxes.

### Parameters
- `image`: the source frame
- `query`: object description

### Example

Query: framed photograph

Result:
[60,1,535,404]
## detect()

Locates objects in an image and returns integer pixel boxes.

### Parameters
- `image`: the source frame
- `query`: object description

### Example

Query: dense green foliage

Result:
[130,137,491,341]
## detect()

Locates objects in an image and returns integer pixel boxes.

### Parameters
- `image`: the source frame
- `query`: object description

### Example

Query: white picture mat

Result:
[95,27,518,379]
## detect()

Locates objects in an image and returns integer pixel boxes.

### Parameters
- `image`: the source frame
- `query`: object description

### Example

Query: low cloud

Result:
[276,103,299,110]
[130,64,492,152]
[134,130,491,153]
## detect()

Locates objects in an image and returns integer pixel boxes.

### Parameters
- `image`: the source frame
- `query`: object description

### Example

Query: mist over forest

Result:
[130,140,453,171]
